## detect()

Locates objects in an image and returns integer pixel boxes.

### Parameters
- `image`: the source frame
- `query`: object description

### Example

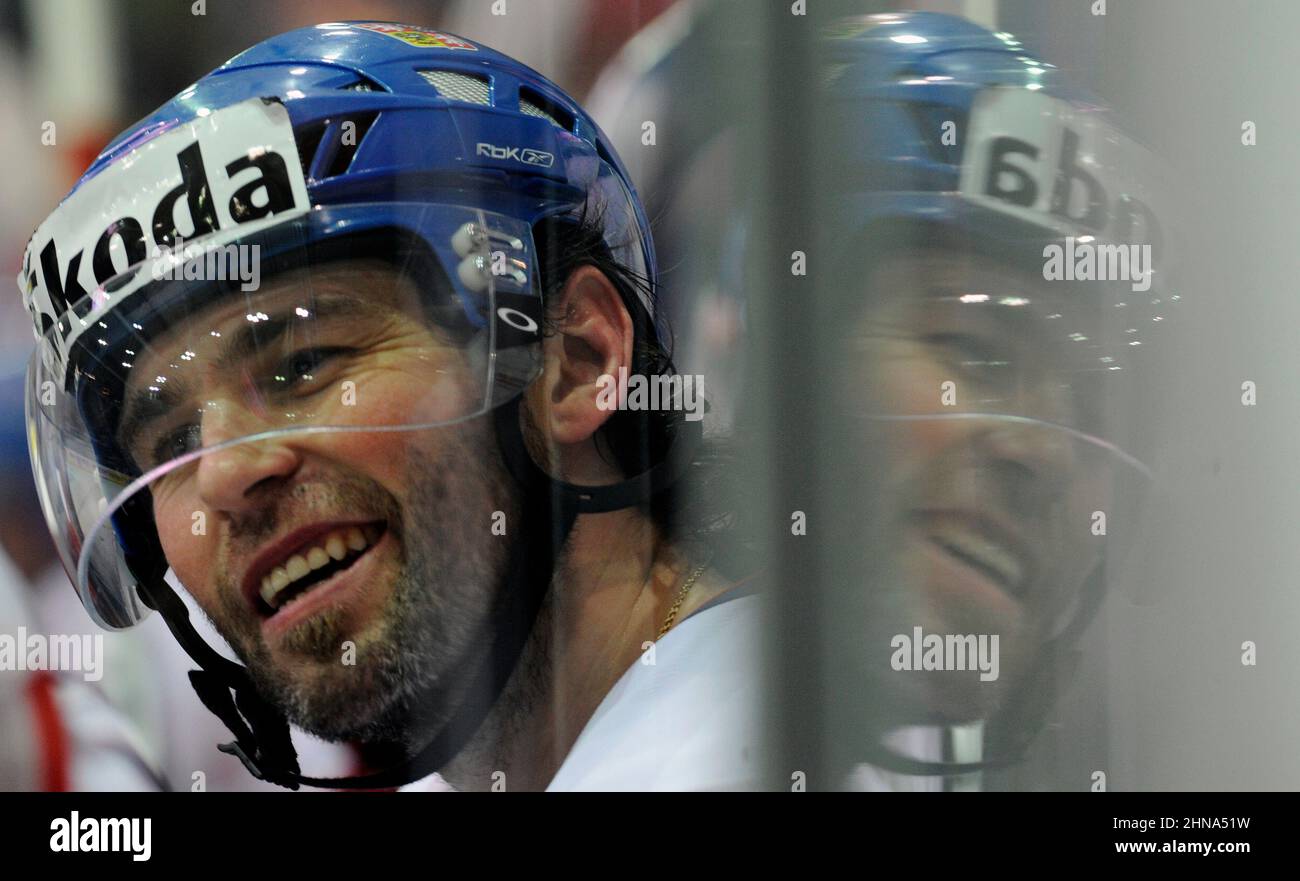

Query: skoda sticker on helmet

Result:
[18,98,311,379]
[959,88,1162,251]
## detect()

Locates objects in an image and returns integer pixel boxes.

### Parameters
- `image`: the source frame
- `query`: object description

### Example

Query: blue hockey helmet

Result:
[21,22,659,632]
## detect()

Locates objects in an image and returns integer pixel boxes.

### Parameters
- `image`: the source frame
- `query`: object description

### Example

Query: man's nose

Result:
[973,415,1075,512]
[194,404,302,514]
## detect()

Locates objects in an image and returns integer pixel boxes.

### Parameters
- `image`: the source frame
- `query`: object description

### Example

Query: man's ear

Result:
[533,264,634,446]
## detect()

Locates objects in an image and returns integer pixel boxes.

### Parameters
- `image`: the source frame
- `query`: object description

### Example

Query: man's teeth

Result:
[933,528,1025,590]
[259,526,376,608]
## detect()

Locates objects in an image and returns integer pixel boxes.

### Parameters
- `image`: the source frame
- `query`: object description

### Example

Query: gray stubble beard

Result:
[212,421,521,752]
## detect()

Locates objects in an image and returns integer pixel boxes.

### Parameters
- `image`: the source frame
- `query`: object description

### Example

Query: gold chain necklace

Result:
[657,562,708,640]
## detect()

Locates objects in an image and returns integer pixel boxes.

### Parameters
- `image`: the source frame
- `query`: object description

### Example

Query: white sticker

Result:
[19,98,311,376]
[958,88,1162,248]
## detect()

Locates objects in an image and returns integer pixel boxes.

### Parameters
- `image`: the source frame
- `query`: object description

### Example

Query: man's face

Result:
[119,259,516,744]
[851,244,1118,723]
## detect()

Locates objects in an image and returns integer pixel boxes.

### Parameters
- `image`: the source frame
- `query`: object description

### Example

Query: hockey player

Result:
[19,21,756,791]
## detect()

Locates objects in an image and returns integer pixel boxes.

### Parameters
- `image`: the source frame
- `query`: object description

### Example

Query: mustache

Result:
[223,477,402,548]
[211,474,403,640]
[919,465,1057,526]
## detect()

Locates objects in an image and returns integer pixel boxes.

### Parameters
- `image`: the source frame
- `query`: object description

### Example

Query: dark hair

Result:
[531,208,740,562]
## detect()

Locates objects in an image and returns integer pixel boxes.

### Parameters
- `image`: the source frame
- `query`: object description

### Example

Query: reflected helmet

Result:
[825,11,1174,777]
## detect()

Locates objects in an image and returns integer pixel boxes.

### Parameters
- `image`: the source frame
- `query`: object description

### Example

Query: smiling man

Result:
[850,242,1142,731]
[21,23,754,791]
[120,259,503,748]
[820,12,1169,789]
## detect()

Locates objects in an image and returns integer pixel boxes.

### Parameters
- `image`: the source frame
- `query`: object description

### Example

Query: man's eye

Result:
[924,333,1009,370]
[151,422,202,466]
[270,347,350,390]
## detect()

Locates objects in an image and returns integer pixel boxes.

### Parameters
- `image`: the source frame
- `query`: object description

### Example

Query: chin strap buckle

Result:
[216,741,302,791]
[187,667,303,790]
[218,740,266,781]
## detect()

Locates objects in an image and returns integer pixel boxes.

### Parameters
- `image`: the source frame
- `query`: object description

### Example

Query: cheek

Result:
[872,348,969,474]
[309,430,412,490]
[877,347,949,411]
[151,487,217,601]
[339,363,481,427]
[315,379,455,489]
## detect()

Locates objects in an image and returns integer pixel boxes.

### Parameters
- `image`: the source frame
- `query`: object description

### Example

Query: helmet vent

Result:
[294,121,328,178]
[519,88,573,132]
[417,70,490,105]
[321,112,380,178]
[341,76,387,92]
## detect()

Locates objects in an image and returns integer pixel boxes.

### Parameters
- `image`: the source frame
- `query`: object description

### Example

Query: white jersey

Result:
[846,724,986,792]
[547,591,763,791]
[0,552,163,790]
[27,563,355,791]
[400,587,764,793]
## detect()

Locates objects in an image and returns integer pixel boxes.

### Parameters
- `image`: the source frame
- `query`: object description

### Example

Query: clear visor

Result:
[840,243,1159,771]
[27,204,543,629]
[850,242,1158,602]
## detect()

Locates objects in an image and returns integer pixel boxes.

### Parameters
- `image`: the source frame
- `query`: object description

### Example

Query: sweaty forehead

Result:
[863,244,1108,342]
[871,246,1053,308]
[129,260,412,360]
[113,260,425,430]
[110,260,446,458]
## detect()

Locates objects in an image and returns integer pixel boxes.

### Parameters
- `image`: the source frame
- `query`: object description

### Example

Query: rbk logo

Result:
[520,148,554,168]
[476,142,555,168]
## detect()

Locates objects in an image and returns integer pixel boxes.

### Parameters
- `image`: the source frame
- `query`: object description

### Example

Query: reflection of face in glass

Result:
[850,244,1122,725]
[118,259,515,747]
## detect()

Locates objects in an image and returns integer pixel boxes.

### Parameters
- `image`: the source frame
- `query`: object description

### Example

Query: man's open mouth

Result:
[914,510,1038,602]
[930,531,1026,597]
[248,522,386,615]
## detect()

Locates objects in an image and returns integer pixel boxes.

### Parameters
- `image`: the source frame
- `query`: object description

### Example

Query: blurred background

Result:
[2,0,1299,790]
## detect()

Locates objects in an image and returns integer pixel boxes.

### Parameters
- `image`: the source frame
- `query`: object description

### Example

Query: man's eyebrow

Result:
[213,294,379,372]
[926,283,1046,328]
[117,375,192,459]
[117,295,378,454]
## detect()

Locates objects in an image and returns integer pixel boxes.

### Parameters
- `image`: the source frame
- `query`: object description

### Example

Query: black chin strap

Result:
[137,577,305,784]
[140,397,701,790]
